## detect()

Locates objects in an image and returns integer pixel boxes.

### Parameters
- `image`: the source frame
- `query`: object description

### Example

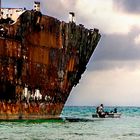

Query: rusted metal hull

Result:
[0,102,63,120]
[0,10,101,120]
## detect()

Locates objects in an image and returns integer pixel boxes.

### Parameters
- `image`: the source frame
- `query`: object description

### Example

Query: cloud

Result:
[113,0,140,14]
[134,34,140,45]
[66,68,140,106]
[74,0,132,34]
[85,26,140,71]
[95,32,138,61]
[87,60,140,72]
[2,0,33,9]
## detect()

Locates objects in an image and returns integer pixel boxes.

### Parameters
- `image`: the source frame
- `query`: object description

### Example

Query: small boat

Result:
[92,113,121,118]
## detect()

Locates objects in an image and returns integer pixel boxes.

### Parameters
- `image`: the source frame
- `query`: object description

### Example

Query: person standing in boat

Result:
[97,104,106,118]
[114,108,117,113]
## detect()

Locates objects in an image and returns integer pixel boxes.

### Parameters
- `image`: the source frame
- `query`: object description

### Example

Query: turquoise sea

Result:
[0,106,140,140]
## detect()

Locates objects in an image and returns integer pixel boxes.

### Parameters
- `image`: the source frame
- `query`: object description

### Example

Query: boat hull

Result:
[0,10,101,120]
[92,113,121,118]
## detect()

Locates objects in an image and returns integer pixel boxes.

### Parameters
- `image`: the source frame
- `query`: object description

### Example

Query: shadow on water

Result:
[64,117,96,122]
[0,118,65,124]
[0,117,100,124]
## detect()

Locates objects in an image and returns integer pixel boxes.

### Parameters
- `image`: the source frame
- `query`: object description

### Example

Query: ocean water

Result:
[0,106,140,140]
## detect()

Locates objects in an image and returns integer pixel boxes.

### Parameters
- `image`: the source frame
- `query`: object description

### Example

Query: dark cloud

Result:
[87,27,140,71]
[95,32,139,61]
[114,0,140,14]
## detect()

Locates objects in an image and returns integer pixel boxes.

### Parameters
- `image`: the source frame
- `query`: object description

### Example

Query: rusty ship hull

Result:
[0,9,101,120]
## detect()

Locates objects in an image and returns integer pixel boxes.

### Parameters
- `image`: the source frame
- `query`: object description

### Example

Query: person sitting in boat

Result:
[97,104,106,118]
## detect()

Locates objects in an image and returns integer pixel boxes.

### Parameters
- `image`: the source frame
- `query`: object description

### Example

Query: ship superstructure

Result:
[0,1,101,120]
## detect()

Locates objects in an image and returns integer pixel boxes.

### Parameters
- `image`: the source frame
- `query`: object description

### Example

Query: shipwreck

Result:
[0,1,101,120]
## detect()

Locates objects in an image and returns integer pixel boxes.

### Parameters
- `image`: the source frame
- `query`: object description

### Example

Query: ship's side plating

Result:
[0,8,101,119]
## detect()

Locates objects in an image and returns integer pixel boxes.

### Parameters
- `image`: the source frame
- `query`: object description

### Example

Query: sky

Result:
[2,0,140,107]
